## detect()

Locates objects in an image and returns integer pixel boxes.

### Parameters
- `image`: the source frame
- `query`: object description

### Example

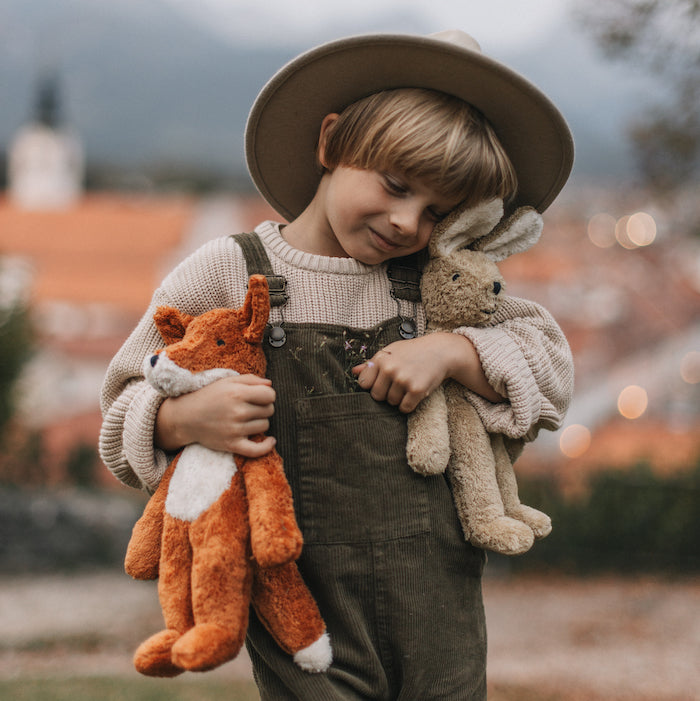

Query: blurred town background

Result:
[0,1,698,700]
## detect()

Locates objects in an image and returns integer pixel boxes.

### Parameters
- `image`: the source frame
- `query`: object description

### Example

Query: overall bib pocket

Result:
[295,393,431,545]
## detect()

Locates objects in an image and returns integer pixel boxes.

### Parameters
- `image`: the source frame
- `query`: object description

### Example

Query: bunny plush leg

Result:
[170,472,252,672]
[406,384,451,475]
[492,434,552,539]
[445,383,534,555]
[133,513,193,677]
[252,561,332,673]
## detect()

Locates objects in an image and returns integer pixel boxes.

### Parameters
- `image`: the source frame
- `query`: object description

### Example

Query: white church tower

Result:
[8,74,84,210]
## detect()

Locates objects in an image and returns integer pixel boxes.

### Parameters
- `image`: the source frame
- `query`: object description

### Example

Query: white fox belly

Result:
[165,444,238,522]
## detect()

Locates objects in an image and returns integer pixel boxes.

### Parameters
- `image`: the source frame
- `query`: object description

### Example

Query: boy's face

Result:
[318,166,460,265]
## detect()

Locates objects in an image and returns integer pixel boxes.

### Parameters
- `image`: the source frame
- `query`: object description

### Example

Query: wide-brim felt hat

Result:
[245,30,574,222]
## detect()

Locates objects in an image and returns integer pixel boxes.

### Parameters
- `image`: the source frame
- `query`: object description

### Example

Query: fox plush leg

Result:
[445,383,534,555]
[170,473,253,672]
[252,562,332,673]
[133,514,194,677]
[492,434,552,539]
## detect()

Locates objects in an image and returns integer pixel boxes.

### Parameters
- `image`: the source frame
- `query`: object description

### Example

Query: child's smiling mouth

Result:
[369,227,401,252]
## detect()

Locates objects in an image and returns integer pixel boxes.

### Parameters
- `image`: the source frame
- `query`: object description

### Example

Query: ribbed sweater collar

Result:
[255,221,378,276]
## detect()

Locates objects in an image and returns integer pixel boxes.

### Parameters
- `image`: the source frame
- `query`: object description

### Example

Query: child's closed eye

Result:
[381,172,451,222]
[427,207,450,223]
[382,173,408,196]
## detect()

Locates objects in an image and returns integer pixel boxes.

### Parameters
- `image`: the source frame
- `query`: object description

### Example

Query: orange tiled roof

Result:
[0,194,195,315]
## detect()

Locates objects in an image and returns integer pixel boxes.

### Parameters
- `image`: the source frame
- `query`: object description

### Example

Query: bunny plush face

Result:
[419,197,543,332]
[420,250,505,330]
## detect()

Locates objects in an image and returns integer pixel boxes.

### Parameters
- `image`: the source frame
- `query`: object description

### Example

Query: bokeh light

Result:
[627,212,656,246]
[680,351,700,384]
[615,215,637,249]
[559,424,592,458]
[617,385,648,419]
[587,212,617,248]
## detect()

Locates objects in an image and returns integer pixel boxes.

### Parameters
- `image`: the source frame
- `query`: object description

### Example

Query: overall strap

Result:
[385,250,425,339]
[386,250,426,303]
[231,232,288,307]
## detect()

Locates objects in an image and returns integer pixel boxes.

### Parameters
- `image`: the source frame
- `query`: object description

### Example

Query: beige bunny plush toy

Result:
[406,199,552,555]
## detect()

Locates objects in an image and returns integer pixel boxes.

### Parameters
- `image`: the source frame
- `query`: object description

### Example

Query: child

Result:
[100,30,574,700]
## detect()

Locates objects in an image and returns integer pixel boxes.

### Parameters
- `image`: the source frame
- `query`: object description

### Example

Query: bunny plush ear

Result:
[429,197,543,262]
[471,206,543,262]
[429,198,504,258]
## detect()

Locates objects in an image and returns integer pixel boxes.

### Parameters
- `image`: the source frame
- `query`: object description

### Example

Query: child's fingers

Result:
[234,374,273,386]
[352,360,380,388]
[353,349,402,401]
[218,375,276,408]
[232,435,277,458]
[397,388,428,414]
[238,418,273,436]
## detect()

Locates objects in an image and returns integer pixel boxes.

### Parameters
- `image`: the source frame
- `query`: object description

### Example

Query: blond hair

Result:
[321,88,518,207]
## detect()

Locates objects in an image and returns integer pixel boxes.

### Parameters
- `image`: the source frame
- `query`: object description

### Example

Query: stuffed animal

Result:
[406,199,552,555]
[124,274,332,677]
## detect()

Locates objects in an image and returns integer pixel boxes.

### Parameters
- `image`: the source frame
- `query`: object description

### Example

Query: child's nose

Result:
[389,202,421,237]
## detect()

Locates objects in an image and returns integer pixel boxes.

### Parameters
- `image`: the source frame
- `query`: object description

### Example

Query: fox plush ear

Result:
[153,306,194,345]
[242,275,271,344]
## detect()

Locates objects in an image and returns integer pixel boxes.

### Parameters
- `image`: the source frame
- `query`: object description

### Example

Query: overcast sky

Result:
[162,0,571,53]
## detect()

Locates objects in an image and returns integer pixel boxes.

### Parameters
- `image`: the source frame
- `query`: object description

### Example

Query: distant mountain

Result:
[0,0,660,186]
[0,0,296,177]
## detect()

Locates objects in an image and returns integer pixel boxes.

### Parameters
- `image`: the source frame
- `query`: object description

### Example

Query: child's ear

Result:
[317,113,340,169]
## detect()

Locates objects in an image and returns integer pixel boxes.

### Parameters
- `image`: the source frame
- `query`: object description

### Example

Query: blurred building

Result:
[7,74,85,211]
[1,75,699,488]
[502,185,700,489]
[0,186,280,485]
[0,76,262,484]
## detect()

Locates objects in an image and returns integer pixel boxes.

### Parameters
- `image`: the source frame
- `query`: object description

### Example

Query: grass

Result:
[0,677,261,701]
[0,678,620,701]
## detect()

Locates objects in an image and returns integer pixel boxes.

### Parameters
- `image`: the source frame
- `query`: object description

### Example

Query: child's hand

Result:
[352,333,503,413]
[154,374,277,456]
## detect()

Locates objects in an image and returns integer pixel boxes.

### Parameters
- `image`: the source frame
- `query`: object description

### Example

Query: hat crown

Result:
[429,30,482,54]
[246,30,574,219]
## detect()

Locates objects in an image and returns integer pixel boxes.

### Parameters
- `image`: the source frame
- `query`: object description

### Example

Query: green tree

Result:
[577,0,700,192]
[0,269,34,445]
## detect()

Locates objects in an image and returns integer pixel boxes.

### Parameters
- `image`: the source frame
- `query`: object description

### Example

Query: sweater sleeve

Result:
[98,236,248,490]
[454,295,574,441]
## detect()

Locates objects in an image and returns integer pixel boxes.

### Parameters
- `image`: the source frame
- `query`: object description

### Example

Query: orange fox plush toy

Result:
[124,274,331,677]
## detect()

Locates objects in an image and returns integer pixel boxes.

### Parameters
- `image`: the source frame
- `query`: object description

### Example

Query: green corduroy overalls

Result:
[234,233,487,701]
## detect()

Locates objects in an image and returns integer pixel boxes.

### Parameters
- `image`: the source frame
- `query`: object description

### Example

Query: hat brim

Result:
[245,33,574,222]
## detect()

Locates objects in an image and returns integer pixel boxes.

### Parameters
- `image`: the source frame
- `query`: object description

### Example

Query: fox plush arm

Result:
[240,440,303,568]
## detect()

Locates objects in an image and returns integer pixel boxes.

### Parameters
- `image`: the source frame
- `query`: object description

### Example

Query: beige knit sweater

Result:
[99,221,574,491]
